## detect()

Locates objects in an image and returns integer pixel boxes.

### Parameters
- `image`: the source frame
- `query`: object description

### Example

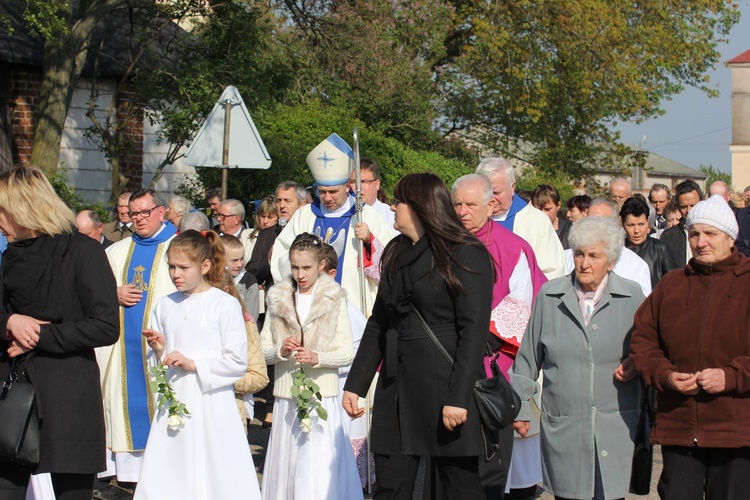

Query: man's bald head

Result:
[77,210,104,242]
[587,196,620,222]
[608,178,631,204]
[709,181,730,202]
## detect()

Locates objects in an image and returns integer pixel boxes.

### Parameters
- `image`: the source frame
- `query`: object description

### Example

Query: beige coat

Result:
[261,274,354,399]
[234,319,269,432]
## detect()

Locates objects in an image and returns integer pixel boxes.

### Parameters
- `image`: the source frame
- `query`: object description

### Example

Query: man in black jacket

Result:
[621,197,679,288]
[735,206,750,257]
[660,180,703,266]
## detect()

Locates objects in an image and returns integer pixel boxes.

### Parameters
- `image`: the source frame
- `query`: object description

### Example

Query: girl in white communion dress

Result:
[135,230,261,500]
[260,233,362,500]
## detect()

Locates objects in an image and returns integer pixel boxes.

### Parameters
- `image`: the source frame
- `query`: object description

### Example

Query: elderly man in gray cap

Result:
[631,194,750,499]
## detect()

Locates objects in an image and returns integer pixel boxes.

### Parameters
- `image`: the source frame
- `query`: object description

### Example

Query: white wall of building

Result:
[142,115,196,199]
[59,78,197,207]
[59,79,113,203]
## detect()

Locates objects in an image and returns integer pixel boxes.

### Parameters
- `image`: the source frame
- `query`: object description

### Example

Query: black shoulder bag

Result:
[411,304,521,431]
[0,358,40,465]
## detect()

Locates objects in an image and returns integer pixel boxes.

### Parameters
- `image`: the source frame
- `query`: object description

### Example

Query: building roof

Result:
[0,2,190,76]
[639,149,708,178]
[728,49,750,65]
[453,126,707,180]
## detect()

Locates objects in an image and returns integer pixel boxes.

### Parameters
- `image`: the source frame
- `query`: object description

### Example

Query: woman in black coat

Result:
[343,173,494,499]
[0,167,119,500]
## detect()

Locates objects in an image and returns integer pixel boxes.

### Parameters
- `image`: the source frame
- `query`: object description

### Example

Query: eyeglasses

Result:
[347,179,378,185]
[216,213,239,220]
[128,206,161,219]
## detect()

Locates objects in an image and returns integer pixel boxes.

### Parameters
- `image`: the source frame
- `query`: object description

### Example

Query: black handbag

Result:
[629,381,654,495]
[411,305,521,431]
[0,358,40,465]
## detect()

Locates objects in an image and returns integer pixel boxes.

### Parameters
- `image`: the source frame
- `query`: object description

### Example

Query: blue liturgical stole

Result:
[311,198,356,284]
[122,223,177,449]
[496,195,529,232]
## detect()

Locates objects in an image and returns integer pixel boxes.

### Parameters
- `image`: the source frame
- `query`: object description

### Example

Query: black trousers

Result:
[658,445,750,500]
[378,400,485,500]
[375,452,484,500]
[429,424,514,500]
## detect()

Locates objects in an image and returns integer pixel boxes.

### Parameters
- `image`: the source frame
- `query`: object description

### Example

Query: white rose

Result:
[300,417,312,433]
[168,414,184,431]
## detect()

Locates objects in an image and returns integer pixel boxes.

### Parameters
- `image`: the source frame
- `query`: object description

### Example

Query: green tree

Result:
[17,0,130,172]
[515,169,577,206]
[46,164,109,217]
[437,0,738,178]
[144,0,291,185]
[186,100,475,206]
[700,164,733,188]
[279,0,738,180]
[281,0,454,146]
[83,0,207,204]
[82,0,291,202]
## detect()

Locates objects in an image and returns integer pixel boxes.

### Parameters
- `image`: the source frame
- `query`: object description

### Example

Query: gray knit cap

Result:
[685,194,739,240]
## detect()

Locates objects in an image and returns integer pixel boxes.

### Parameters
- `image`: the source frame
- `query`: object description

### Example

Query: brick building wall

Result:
[115,82,144,190]
[1,62,195,203]
[8,64,40,166]
[1,63,146,199]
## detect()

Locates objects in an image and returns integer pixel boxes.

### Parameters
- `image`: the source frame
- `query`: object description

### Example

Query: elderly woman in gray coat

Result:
[510,216,646,500]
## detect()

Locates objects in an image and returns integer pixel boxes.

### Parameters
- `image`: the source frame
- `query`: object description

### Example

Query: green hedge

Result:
[184,100,476,205]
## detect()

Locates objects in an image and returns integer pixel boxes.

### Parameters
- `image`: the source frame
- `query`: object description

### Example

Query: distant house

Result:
[729,48,750,191]
[450,125,706,195]
[0,2,196,203]
[595,148,707,196]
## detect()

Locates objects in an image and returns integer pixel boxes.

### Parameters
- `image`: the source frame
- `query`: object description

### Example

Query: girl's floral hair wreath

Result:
[290,232,322,251]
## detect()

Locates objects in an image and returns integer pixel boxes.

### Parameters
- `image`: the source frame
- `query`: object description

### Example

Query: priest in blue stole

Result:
[97,189,178,483]
[476,157,567,279]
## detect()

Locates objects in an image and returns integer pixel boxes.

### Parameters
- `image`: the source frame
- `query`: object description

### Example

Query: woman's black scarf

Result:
[1,232,72,323]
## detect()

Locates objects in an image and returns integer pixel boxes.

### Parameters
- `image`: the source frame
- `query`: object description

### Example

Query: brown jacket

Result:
[102,219,134,242]
[630,250,750,448]
[234,319,269,432]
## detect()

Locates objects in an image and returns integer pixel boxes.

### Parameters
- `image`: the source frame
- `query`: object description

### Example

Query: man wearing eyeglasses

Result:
[218,199,254,263]
[95,189,179,496]
[348,158,396,232]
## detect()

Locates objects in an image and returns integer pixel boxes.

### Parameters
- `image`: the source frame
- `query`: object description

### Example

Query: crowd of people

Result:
[1,145,749,500]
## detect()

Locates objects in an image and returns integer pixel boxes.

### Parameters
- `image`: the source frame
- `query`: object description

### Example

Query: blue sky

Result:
[617,0,750,174]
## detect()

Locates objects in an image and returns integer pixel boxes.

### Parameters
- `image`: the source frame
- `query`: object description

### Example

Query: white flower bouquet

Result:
[149,365,190,432]
[291,367,327,432]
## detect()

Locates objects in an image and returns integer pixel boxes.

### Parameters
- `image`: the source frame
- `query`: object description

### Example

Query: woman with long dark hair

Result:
[343,173,494,498]
[0,166,119,499]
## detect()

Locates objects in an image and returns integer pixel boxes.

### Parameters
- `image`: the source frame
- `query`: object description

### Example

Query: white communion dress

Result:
[134,287,260,500]
[261,288,363,500]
